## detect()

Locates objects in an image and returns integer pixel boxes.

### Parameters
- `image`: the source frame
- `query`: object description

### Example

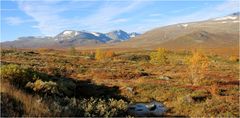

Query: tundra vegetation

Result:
[95,49,115,60]
[0,48,239,117]
[186,50,210,85]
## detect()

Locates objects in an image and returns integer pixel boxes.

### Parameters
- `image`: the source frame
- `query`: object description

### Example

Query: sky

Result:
[1,0,239,42]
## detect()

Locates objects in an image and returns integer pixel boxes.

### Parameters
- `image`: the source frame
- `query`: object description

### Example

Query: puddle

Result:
[127,101,167,117]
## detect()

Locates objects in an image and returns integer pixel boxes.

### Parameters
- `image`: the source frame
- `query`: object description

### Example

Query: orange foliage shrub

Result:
[209,84,219,97]
[150,48,168,64]
[187,50,210,85]
[95,49,115,60]
[105,51,115,58]
[95,49,105,60]
[229,55,239,62]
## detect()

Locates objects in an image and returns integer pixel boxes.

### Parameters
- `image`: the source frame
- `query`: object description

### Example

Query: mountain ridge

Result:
[103,12,239,50]
[1,30,141,48]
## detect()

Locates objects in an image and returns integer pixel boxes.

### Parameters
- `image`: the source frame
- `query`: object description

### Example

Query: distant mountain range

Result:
[1,30,141,48]
[1,12,239,50]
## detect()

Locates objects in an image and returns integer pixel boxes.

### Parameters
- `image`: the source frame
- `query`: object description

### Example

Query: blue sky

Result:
[1,0,239,42]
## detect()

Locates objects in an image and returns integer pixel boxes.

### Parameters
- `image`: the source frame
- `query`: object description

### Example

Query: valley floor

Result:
[0,48,239,117]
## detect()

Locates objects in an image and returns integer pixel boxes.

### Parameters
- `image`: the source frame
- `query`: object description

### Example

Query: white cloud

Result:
[16,1,145,35]
[17,1,68,35]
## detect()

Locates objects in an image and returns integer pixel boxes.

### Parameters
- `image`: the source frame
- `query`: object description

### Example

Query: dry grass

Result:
[1,82,50,116]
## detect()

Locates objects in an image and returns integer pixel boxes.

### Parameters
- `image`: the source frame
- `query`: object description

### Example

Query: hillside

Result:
[105,12,239,51]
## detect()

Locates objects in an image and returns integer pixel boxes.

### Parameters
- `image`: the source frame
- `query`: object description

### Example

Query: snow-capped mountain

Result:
[55,30,80,41]
[90,32,112,42]
[55,29,139,43]
[2,30,140,48]
[55,30,102,42]
[106,30,130,41]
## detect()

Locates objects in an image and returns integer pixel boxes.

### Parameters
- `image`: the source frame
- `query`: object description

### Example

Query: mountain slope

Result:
[1,36,56,48]
[110,12,239,49]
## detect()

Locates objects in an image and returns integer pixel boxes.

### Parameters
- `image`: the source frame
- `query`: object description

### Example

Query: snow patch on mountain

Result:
[63,31,73,35]
[74,32,79,36]
[214,16,237,21]
[91,32,100,37]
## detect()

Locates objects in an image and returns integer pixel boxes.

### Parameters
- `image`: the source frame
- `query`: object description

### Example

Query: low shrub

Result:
[1,64,76,97]
[117,54,150,61]
[105,50,116,58]
[37,48,55,53]
[25,80,58,96]
[69,46,77,56]
[95,49,115,60]
[0,64,34,87]
[1,49,17,56]
[186,50,210,85]
[74,98,128,117]
[77,65,88,74]
[46,66,71,77]
[190,89,211,102]
[150,48,169,64]
[25,78,76,97]
[228,56,239,62]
